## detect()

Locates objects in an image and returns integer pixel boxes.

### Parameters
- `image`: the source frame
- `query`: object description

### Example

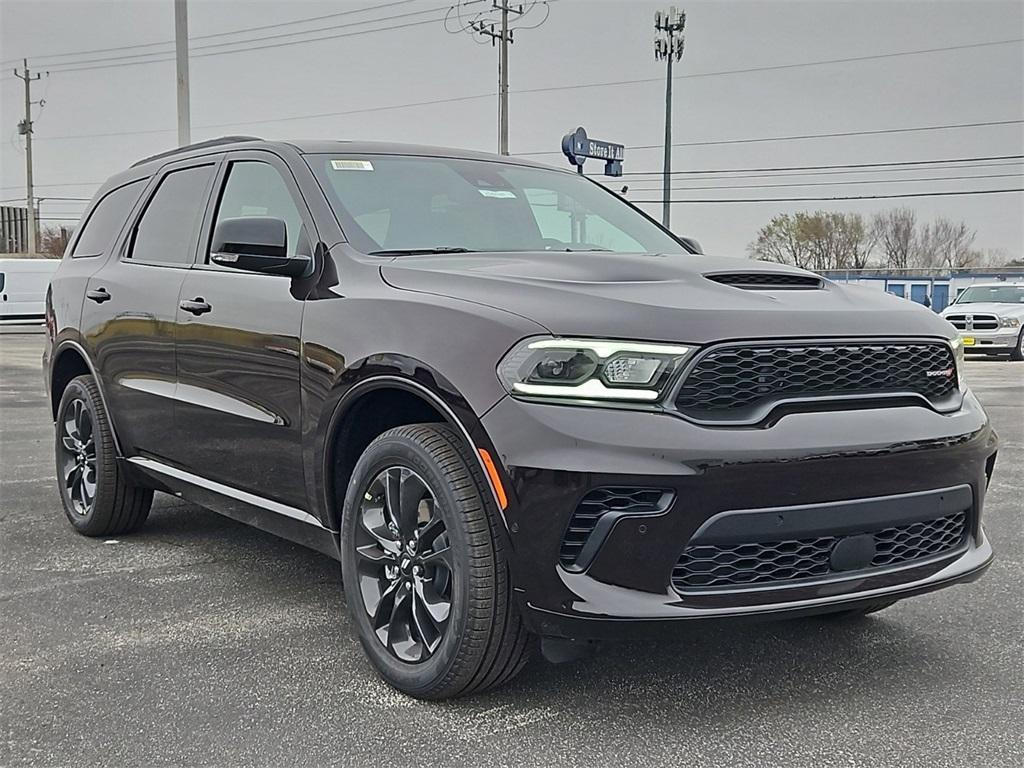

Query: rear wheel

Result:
[339,423,532,699]
[55,375,153,536]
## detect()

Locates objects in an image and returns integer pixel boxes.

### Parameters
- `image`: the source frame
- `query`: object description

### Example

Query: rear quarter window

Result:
[71,180,146,258]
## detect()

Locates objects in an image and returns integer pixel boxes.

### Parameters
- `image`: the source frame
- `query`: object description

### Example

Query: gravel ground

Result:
[1,331,1021,767]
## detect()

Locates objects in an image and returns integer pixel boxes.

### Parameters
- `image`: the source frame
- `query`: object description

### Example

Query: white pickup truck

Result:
[0,258,59,325]
[941,282,1024,361]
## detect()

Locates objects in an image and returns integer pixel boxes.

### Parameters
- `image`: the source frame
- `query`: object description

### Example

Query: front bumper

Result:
[481,391,997,639]
[953,328,1020,352]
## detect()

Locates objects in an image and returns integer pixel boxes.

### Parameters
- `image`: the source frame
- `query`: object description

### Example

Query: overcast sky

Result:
[1,0,1022,258]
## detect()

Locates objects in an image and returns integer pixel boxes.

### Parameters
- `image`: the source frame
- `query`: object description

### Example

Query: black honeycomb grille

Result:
[672,511,967,590]
[559,487,669,569]
[674,341,957,421]
[706,272,822,289]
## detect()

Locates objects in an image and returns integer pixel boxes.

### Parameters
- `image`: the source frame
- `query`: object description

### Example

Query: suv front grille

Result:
[944,314,999,331]
[672,511,968,590]
[674,341,957,422]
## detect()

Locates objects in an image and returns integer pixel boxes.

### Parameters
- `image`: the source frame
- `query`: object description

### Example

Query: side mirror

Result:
[210,217,310,278]
[679,236,703,254]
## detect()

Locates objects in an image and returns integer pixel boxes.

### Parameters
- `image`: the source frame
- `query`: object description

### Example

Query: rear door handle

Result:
[86,288,111,303]
[179,298,212,316]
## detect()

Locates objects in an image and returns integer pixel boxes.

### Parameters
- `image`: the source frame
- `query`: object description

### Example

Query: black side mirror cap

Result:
[210,217,310,277]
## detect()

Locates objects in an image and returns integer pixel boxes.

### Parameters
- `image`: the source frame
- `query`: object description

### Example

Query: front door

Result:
[171,154,314,508]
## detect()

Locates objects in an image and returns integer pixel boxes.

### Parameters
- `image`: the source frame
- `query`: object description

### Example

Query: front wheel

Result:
[1011,328,1024,361]
[339,424,532,699]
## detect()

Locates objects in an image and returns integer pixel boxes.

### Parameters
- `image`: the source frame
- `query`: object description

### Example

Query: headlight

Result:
[498,337,693,403]
[949,337,967,390]
[999,317,1021,328]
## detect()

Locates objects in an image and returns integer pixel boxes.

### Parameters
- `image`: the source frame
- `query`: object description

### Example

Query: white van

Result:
[0,258,60,324]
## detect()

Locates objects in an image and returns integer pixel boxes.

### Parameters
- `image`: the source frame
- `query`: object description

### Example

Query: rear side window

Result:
[71,180,145,258]
[129,165,214,265]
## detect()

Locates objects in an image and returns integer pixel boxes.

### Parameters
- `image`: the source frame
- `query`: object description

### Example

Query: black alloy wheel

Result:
[59,397,97,516]
[55,375,153,536]
[355,466,453,663]
[340,424,532,699]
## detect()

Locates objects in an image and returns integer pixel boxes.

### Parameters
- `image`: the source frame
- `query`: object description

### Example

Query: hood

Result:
[942,302,1024,318]
[381,251,956,343]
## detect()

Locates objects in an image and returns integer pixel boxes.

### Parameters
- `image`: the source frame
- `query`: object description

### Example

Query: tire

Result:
[339,423,532,699]
[1011,328,1024,361]
[55,375,153,536]
[819,599,896,620]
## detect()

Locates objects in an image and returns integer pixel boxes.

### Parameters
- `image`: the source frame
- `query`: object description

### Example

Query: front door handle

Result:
[86,288,111,303]
[179,298,212,316]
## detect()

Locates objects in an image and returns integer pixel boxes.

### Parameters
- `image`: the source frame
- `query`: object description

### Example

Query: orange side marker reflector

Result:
[478,448,508,510]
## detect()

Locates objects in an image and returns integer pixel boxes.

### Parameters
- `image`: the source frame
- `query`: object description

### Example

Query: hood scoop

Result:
[705,272,823,290]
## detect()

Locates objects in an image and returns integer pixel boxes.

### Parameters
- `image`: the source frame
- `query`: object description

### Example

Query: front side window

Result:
[71,180,145,258]
[210,161,305,258]
[309,154,683,255]
[130,165,214,265]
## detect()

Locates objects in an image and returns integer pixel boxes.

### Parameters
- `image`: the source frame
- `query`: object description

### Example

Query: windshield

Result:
[954,285,1024,305]
[309,154,684,255]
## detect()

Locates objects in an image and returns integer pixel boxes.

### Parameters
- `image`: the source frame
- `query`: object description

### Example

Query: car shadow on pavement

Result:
[133,495,973,720]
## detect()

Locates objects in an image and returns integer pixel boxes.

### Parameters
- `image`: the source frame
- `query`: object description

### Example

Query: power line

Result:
[8,7,452,76]
[609,171,1023,193]
[509,38,1024,102]
[58,6,451,71]
[609,160,1024,183]
[617,154,1024,177]
[33,91,497,141]
[0,0,422,66]
[515,119,1024,156]
[630,188,1024,204]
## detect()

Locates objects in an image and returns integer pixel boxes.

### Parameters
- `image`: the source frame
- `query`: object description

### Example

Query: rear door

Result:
[170,153,313,507]
[82,160,218,458]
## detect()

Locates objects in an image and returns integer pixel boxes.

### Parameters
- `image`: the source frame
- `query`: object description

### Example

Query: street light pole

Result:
[654,7,686,230]
[174,0,191,147]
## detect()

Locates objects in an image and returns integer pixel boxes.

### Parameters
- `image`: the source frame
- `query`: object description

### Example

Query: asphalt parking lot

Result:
[1,330,1021,768]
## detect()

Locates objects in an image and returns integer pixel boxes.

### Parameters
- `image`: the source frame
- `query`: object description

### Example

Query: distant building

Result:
[821,268,1024,313]
[1,205,29,254]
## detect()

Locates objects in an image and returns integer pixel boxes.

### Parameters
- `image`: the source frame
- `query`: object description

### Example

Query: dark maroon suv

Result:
[44,136,996,699]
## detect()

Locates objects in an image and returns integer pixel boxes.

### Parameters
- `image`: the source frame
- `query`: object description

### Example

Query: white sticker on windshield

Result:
[331,159,374,171]
[479,189,516,198]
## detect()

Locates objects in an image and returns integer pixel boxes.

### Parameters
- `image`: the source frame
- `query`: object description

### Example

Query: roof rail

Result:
[131,135,263,168]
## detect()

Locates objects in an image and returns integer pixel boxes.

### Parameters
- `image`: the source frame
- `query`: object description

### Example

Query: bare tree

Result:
[38,225,72,259]
[749,211,876,270]
[915,217,977,269]
[871,208,916,269]
[748,213,812,268]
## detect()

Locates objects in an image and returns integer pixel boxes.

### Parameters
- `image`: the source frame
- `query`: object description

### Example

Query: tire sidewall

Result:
[339,431,475,694]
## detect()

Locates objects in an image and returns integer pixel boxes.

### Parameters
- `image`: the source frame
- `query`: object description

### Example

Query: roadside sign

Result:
[561,127,625,177]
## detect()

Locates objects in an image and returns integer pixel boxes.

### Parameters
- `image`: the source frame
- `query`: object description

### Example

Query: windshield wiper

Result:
[368,247,474,256]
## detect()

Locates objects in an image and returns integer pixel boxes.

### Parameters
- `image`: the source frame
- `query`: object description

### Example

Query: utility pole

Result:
[654,7,686,229]
[14,59,42,256]
[498,3,510,155]
[468,3,524,155]
[174,0,191,146]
